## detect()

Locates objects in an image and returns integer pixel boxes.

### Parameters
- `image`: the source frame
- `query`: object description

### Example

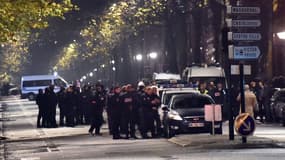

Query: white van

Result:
[21,75,69,100]
[182,65,227,88]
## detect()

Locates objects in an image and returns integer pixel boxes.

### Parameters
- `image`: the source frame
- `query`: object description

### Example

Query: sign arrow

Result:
[242,122,251,131]
[229,45,261,60]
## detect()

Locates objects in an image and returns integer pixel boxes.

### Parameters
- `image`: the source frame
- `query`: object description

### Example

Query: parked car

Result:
[158,88,199,120]
[270,89,285,126]
[161,93,223,138]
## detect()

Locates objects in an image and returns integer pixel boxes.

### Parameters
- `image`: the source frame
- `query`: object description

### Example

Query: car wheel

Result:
[28,93,35,101]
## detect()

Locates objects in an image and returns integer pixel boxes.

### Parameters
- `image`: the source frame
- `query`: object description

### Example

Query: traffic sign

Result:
[228,32,262,41]
[228,45,261,60]
[227,6,261,14]
[231,65,251,75]
[234,113,256,136]
[226,19,261,27]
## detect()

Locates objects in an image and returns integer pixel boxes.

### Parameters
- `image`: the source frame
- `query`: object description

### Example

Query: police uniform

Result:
[142,93,156,137]
[89,90,105,135]
[121,91,137,138]
[108,92,122,139]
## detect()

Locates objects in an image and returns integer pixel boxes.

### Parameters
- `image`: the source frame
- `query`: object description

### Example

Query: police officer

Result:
[151,86,162,137]
[57,87,66,126]
[36,89,45,128]
[65,86,76,127]
[142,86,156,138]
[121,84,138,139]
[108,86,122,139]
[198,82,209,95]
[88,84,106,136]
[137,82,149,138]
[209,82,226,119]
[80,85,92,124]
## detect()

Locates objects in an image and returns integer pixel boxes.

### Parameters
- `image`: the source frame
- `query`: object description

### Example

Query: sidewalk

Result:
[4,124,108,143]
[168,134,284,149]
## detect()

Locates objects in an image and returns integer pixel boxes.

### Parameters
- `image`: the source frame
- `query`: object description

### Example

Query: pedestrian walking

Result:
[88,84,105,136]
[237,84,258,118]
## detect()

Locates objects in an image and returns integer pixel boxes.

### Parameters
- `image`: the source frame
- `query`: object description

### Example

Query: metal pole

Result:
[239,62,247,143]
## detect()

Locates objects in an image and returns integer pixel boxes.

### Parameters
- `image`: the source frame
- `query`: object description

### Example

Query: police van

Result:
[182,64,227,88]
[21,75,69,100]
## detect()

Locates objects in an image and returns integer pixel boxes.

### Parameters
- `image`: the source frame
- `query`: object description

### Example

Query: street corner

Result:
[168,134,228,147]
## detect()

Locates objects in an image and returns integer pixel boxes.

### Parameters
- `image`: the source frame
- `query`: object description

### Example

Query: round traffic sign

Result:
[234,113,256,136]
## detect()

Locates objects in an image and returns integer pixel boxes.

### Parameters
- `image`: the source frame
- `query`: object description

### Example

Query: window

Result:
[173,96,212,109]
[54,79,67,87]
[23,80,51,87]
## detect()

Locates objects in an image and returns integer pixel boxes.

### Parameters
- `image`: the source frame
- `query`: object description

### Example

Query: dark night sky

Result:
[26,0,108,75]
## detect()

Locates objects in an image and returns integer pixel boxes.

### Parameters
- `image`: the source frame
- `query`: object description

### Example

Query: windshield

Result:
[163,92,193,105]
[172,96,212,109]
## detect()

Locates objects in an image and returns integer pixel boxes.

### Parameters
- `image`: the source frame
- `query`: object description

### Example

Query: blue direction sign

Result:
[234,113,256,136]
[229,46,261,60]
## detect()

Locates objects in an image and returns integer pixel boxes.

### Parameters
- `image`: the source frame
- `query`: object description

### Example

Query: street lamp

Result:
[149,52,158,59]
[135,54,143,61]
[89,72,93,77]
[112,67,116,71]
[83,76,87,80]
[94,68,98,72]
[277,31,285,39]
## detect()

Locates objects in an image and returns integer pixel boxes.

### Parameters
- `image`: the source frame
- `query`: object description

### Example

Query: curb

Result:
[168,134,283,149]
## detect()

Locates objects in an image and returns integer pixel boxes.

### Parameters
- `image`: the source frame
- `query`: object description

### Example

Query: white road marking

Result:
[21,157,40,160]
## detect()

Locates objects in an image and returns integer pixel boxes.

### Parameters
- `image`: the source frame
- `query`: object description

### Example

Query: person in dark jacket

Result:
[57,87,66,126]
[48,85,58,128]
[142,86,156,138]
[209,82,226,119]
[80,85,92,124]
[151,86,162,137]
[107,86,122,139]
[88,84,106,136]
[120,84,138,139]
[36,89,45,128]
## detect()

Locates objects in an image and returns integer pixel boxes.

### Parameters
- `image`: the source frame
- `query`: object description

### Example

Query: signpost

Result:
[228,32,262,41]
[227,6,261,14]
[205,105,222,135]
[234,113,256,136]
[231,64,251,75]
[226,19,261,28]
[228,46,261,60]
[226,4,261,143]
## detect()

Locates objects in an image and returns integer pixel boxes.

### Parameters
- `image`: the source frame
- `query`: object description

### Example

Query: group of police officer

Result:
[107,84,161,139]
[36,82,162,139]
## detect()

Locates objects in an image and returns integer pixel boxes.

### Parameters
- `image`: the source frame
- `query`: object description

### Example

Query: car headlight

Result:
[168,110,183,121]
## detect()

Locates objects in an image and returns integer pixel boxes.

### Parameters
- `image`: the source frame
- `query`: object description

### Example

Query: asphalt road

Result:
[1,96,285,160]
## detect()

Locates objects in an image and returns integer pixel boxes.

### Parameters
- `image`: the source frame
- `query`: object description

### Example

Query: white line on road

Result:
[21,157,40,160]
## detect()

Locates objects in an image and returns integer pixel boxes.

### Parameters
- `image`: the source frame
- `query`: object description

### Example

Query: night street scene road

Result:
[0,0,285,160]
